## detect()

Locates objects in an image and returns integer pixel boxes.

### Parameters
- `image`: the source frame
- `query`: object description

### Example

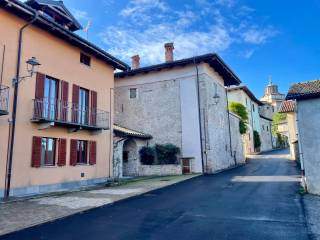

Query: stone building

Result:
[286,80,320,195]
[260,80,285,112]
[227,86,273,154]
[279,100,298,160]
[114,43,245,175]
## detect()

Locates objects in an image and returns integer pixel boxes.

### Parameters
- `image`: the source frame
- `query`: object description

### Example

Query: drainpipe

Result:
[0,44,5,86]
[4,11,38,200]
[225,87,235,165]
[294,100,306,188]
[194,59,205,174]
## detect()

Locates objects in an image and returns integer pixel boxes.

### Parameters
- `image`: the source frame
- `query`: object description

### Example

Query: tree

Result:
[253,130,261,150]
[272,113,287,135]
[229,102,249,134]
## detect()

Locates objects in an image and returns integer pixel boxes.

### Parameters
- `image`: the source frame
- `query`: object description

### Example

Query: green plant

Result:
[155,144,180,164]
[229,102,248,134]
[253,130,261,149]
[139,146,155,165]
[272,113,287,135]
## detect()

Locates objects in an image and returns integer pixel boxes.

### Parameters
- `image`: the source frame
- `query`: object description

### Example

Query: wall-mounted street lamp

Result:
[212,83,220,105]
[12,57,41,86]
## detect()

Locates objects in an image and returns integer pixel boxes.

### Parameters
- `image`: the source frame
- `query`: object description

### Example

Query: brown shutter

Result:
[57,138,67,166]
[70,139,78,166]
[31,136,42,168]
[34,73,45,118]
[72,84,79,123]
[60,81,69,122]
[89,141,96,165]
[90,91,97,126]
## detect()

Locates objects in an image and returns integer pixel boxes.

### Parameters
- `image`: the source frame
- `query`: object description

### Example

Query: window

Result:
[77,140,88,164]
[129,88,137,99]
[272,106,274,112]
[262,125,265,130]
[79,88,89,125]
[41,138,56,166]
[252,104,255,112]
[80,53,91,66]
[123,151,129,163]
[267,126,269,132]
[43,77,58,120]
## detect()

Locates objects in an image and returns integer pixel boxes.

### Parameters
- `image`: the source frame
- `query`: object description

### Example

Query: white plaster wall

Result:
[229,113,245,164]
[180,78,202,173]
[297,99,320,195]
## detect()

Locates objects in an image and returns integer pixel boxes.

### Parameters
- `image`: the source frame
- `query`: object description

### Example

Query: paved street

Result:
[0,149,310,240]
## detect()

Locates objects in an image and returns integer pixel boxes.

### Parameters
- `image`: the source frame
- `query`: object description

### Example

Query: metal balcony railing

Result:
[0,85,9,115]
[31,98,109,130]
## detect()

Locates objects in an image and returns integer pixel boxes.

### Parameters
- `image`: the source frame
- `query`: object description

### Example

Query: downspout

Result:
[109,87,114,178]
[194,59,205,174]
[4,11,38,199]
[294,100,306,188]
[225,87,235,164]
[0,44,5,86]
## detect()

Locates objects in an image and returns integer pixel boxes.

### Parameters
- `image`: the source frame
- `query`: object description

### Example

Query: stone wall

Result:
[198,64,243,172]
[229,113,246,164]
[259,117,273,152]
[114,79,182,149]
[138,165,182,176]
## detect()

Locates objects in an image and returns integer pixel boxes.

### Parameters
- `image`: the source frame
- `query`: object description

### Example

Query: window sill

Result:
[40,165,57,168]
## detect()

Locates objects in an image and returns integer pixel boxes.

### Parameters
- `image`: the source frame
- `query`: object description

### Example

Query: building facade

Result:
[286,80,320,195]
[0,0,128,197]
[114,44,245,175]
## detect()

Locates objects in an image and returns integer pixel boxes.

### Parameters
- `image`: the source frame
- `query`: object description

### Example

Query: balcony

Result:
[31,98,109,131]
[0,85,9,116]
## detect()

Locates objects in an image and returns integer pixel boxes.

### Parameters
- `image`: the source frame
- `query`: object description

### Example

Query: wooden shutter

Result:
[70,139,78,166]
[57,138,67,166]
[90,91,97,126]
[60,81,69,122]
[89,141,96,165]
[72,84,79,123]
[31,136,42,168]
[34,73,45,118]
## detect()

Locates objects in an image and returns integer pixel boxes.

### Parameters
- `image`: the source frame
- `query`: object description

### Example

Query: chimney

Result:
[164,42,174,62]
[131,55,140,69]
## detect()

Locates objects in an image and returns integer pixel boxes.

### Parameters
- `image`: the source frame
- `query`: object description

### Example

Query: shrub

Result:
[139,146,155,165]
[155,144,180,164]
[229,102,249,134]
[253,130,261,149]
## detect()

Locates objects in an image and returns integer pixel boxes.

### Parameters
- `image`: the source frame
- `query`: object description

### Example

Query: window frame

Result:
[80,52,91,67]
[129,88,137,99]
[76,140,88,165]
[40,137,57,167]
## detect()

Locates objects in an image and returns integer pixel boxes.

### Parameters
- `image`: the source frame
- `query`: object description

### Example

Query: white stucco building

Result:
[228,86,273,154]
[286,80,320,195]
[113,43,245,175]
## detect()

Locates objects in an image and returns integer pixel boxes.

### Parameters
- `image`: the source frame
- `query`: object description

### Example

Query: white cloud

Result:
[242,27,278,44]
[100,0,277,65]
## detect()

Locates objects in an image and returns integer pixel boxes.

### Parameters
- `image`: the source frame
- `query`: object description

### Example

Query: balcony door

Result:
[43,77,58,120]
[78,88,89,125]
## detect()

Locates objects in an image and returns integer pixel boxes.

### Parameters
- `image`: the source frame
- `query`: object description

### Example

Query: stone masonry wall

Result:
[229,113,245,164]
[198,64,241,173]
[138,165,182,176]
[114,80,182,149]
[259,117,273,152]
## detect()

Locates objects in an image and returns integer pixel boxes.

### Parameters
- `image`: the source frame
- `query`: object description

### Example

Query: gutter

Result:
[225,87,235,163]
[4,8,38,200]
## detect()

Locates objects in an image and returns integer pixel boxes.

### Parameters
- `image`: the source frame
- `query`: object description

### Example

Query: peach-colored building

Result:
[0,0,128,197]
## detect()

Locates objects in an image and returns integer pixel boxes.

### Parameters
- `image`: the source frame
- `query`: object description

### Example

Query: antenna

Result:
[83,19,92,40]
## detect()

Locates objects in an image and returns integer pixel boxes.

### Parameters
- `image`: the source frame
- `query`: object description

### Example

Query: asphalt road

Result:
[0,149,310,240]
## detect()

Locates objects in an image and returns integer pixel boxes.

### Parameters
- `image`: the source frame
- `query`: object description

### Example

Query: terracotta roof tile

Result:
[286,80,320,100]
[279,100,295,113]
[113,124,152,139]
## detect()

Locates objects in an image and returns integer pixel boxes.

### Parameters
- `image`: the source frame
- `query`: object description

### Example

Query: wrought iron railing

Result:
[0,85,9,114]
[32,98,109,129]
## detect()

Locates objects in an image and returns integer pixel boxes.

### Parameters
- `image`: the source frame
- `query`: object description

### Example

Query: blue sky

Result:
[56,0,319,97]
